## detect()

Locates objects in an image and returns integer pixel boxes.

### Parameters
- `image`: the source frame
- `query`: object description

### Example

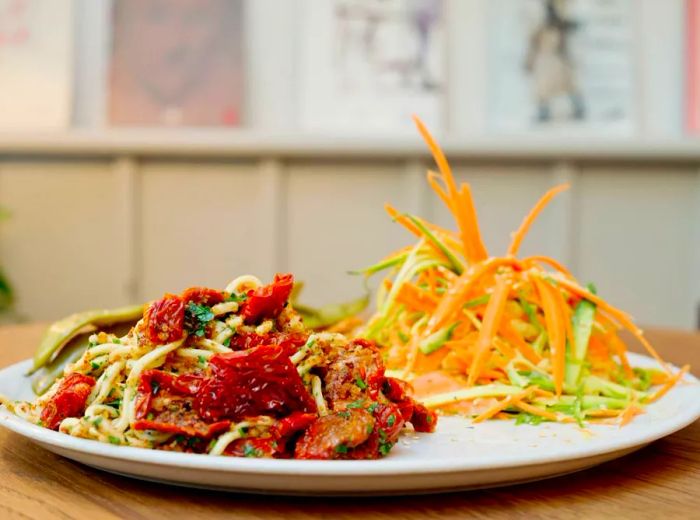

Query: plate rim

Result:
[1,354,699,477]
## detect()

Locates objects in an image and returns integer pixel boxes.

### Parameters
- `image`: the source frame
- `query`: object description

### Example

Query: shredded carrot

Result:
[523,255,574,279]
[467,275,511,386]
[500,320,543,364]
[511,399,559,422]
[361,117,690,428]
[534,277,566,396]
[554,277,671,373]
[647,365,689,403]
[507,184,570,257]
[472,387,535,423]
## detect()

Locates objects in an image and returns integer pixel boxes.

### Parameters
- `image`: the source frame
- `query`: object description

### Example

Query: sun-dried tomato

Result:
[181,287,225,306]
[133,414,230,439]
[240,273,294,324]
[228,331,308,354]
[410,402,437,433]
[134,369,204,420]
[195,344,317,422]
[145,294,185,344]
[224,437,279,458]
[41,373,96,430]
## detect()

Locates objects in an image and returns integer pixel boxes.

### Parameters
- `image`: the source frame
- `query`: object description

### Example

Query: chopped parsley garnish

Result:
[113,338,121,344]
[387,414,396,427]
[146,412,155,421]
[184,302,215,337]
[106,398,122,409]
[379,442,393,456]
[366,424,374,434]
[226,292,248,303]
[425,415,433,424]
[108,435,121,445]
[337,411,351,419]
[90,361,101,370]
[335,444,349,454]
[223,337,231,347]
[355,376,368,390]
[243,443,262,458]
[174,435,186,444]
[367,402,379,414]
[238,426,249,436]
[197,355,206,365]
[92,417,103,427]
[346,399,365,409]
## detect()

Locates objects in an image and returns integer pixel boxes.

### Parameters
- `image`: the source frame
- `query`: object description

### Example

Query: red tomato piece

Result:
[240,273,294,324]
[181,287,225,306]
[274,412,317,439]
[410,402,438,433]
[228,331,308,354]
[224,437,279,458]
[41,373,96,430]
[134,369,204,420]
[145,294,185,344]
[195,344,317,422]
[133,416,231,439]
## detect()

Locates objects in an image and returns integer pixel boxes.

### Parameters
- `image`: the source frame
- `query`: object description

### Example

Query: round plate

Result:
[1,354,698,495]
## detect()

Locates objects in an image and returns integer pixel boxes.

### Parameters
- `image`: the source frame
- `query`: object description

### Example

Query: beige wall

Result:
[0,154,697,330]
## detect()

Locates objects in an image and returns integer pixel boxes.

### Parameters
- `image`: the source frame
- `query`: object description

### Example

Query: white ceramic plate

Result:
[1,353,698,496]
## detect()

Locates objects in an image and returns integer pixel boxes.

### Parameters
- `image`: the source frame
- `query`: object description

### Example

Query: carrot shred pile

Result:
[358,116,689,426]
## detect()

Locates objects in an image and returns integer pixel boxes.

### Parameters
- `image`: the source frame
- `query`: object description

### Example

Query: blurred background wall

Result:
[0,0,698,330]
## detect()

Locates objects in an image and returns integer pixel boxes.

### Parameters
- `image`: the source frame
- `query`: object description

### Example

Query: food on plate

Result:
[357,116,689,426]
[1,274,435,459]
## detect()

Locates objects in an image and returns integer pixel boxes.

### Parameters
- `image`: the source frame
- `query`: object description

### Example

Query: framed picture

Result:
[0,0,73,130]
[486,0,637,136]
[299,0,445,134]
[687,0,700,133]
[109,0,244,127]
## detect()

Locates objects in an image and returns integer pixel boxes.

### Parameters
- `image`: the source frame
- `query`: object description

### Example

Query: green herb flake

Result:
[223,337,232,347]
[335,444,349,454]
[367,402,379,414]
[226,292,248,303]
[337,411,351,419]
[106,398,122,409]
[90,361,101,370]
[355,376,368,390]
[108,435,121,445]
[243,443,261,458]
[92,417,103,427]
[346,399,365,409]
[113,338,121,345]
[379,442,393,456]
[387,414,396,428]
[184,302,215,337]
[198,355,206,365]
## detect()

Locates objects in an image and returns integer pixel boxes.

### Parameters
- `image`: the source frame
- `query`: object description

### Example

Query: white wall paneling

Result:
[0,160,130,320]
[576,165,697,329]
[0,154,697,330]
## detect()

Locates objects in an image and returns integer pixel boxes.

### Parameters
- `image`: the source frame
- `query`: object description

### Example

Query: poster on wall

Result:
[0,0,73,130]
[487,0,637,136]
[299,0,445,134]
[687,0,700,134]
[109,0,244,127]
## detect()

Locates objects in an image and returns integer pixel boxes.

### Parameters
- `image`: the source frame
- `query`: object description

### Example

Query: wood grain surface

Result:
[0,323,698,520]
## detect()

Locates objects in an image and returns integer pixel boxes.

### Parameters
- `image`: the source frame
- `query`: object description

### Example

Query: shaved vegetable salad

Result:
[358,116,689,426]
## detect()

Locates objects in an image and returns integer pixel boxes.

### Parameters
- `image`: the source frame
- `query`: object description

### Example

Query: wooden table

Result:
[0,324,698,519]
